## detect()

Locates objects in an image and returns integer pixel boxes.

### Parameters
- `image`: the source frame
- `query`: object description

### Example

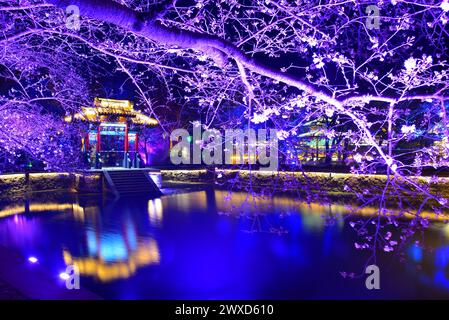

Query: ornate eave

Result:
[65,98,158,127]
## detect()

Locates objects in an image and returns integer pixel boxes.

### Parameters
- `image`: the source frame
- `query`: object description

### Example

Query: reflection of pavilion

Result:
[61,199,160,283]
[65,98,158,169]
[62,240,159,283]
[0,197,161,283]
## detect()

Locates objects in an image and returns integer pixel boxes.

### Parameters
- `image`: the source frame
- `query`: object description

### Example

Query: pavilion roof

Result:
[65,98,158,127]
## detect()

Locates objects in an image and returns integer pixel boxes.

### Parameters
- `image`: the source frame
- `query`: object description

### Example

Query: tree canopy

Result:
[2,0,449,265]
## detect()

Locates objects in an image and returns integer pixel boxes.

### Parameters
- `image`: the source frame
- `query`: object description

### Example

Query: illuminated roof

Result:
[65,98,158,127]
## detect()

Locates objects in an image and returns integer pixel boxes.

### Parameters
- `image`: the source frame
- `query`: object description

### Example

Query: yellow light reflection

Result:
[0,205,24,218]
[72,203,85,222]
[63,239,160,282]
[442,224,449,238]
[148,198,163,226]
[163,191,208,213]
[213,190,449,222]
[0,203,76,219]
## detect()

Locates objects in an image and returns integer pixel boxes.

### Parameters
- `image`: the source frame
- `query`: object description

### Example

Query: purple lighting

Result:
[1,0,449,302]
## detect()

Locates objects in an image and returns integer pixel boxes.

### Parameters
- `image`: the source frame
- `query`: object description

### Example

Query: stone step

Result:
[104,170,162,198]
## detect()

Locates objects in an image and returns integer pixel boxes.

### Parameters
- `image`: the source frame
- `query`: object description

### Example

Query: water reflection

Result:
[148,199,163,226]
[0,196,161,283]
[160,191,209,213]
[62,240,159,282]
[210,189,449,222]
[0,190,449,298]
[212,191,346,231]
[63,205,160,282]
[0,203,75,218]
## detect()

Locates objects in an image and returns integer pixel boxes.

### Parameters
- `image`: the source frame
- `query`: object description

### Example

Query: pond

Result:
[0,187,449,299]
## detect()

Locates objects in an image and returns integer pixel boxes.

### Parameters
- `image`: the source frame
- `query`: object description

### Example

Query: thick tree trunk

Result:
[46,0,339,106]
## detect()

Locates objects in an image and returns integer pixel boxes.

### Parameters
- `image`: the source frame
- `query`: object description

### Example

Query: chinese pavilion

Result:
[65,98,158,169]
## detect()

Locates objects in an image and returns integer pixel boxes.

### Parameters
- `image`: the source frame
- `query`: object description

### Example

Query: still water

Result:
[0,188,449,299]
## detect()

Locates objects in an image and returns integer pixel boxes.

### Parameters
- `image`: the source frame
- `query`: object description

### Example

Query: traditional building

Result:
[65,98,158,169]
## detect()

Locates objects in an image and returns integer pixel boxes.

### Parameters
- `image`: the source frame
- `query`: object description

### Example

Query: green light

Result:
[187,136,192,143]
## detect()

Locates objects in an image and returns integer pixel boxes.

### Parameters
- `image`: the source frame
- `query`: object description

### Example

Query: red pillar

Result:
[135,133,139,152]
[96,125,101,152]
[124,123,129,153]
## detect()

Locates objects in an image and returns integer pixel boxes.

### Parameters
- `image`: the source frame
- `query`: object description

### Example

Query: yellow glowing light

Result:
[66,98,158,127]
[230,154,257,164]
[134,112,159,126]
[0,205,24,218]
[62,240,160,282]
[161,169,208,175]
[0,173,25,180]
[72,203,85,222]
[0,202,83,219]
[95,97,133,111]
[28,203,74,212]
[29,173,70,179]
[148,198,163,225]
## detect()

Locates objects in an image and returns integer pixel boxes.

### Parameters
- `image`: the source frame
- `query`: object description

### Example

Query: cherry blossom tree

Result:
[0,12,95,171]
[2,0,449,267]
